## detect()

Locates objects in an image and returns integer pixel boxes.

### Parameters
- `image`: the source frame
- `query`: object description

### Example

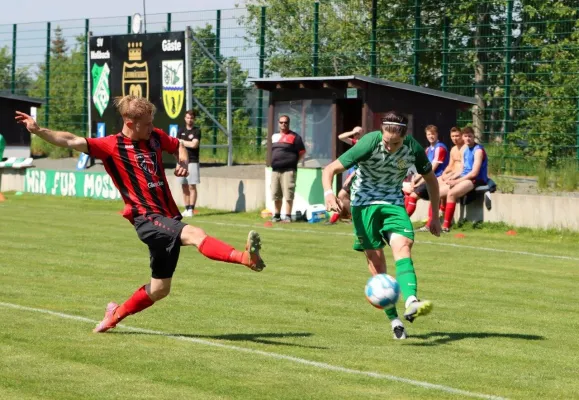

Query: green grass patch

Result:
[0,194,578,399]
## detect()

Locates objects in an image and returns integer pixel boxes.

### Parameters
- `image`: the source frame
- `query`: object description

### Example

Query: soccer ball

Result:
[364,274,400,309]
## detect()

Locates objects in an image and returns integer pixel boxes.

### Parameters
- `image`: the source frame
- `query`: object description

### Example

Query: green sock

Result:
[395,258,418,301]
[384,306,399,321]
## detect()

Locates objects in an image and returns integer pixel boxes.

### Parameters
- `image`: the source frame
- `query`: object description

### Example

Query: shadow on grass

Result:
[111,330,328,350]
[407,331,545,346]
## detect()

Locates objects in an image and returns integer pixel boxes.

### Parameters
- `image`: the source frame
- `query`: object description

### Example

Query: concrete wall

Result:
[168,176,265,212]
[3,167,579,230]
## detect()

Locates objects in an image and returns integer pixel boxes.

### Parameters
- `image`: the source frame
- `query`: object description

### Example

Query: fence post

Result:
[441,16,449,92]
[11,24,16,94]
[412,0,421,85]
[213,9,221,157]
[503,0,513,143]
[312,1,319,76]
[83,19,89,137]
[576,94,579,169]
[167,13,171,32]
[370,0,377,77]
[127,16,132,34]
[45,22,51,126]
[256,6,266,152]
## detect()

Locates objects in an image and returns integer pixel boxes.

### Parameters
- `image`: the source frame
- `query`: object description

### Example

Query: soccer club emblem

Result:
[397,158,408,170]
[162,60,184,119]
[134,153,158,176]
[91,63,110,116]
[122,42,149,99]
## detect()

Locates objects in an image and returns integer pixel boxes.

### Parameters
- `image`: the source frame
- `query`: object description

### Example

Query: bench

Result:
[458,178,497,224]
[0,157,34,192]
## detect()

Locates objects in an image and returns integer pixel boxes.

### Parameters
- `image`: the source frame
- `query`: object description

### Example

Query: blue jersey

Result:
[461,144,488,183]
[425,142,449,177]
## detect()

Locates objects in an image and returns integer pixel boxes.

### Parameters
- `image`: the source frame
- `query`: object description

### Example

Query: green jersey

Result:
[338,131,431,207]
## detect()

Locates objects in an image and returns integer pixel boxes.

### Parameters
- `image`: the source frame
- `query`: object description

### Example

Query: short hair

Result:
[425,124,438,134]
[461,126,475,135]
[114,95,156,120]
[450,126,461,134]
[279,115,290,123]
[185,109,196,118]
[381,111,408,136]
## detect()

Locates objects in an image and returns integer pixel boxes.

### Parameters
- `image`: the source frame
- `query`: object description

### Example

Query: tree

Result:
[29,27,86,158]
[0,46,33,96]
[189,25,255,161]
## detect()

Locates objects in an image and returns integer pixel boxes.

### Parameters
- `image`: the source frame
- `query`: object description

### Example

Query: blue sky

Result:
[0,0,242,25]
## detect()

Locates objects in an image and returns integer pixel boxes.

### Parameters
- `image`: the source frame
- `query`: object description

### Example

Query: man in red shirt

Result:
[15,95,265,333]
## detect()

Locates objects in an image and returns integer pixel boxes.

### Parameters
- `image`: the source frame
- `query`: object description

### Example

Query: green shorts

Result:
[351,204,414,251]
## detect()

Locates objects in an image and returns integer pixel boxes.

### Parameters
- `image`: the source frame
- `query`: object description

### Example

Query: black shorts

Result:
[133,214,187,279]
[414,183,429,200]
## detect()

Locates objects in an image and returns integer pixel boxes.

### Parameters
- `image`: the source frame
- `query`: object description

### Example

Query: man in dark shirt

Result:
[270,115,306,222]
[177,110,201,217]
[15,95,266,334]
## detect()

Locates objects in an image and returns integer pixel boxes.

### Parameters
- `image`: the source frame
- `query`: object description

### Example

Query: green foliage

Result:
[494,175,515,194]
[0,46,33,96]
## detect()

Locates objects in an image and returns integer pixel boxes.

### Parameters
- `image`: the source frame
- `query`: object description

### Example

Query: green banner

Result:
[25,169,121,200]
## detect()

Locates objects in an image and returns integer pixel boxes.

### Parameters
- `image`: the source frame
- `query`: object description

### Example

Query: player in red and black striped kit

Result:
[15,95,266,333]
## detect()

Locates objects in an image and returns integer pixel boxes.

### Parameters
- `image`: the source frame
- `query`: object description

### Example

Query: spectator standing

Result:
[270,115,306,222]
[177,110,201,217]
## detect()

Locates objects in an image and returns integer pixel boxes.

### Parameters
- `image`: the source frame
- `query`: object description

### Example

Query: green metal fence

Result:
[1,0,578,175]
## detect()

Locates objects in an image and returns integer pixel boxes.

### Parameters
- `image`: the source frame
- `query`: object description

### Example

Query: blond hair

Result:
[113,95,156,120]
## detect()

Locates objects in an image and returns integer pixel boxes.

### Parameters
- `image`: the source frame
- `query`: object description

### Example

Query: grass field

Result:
[1,193,578,400]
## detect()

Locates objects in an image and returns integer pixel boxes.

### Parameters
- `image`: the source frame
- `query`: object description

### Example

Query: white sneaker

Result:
[391,319,407,340]
[182,209,193,217]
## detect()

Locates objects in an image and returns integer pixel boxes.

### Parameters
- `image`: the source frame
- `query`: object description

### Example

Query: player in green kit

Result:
[322,111,441,340]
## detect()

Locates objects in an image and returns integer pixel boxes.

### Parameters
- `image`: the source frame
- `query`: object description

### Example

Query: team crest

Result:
[162,60,184,119]
[122,42,149,99]
[134,153,158,176]
[397,159,409,170]
[149,137,160,151]
[91,63,110,116]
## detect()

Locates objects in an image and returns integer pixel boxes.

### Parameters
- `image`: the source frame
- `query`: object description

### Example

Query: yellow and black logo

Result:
[162,60,184,119]
[122,42,149,99]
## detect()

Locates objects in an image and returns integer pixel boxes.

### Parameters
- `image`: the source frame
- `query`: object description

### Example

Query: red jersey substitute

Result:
[86,128,181,223]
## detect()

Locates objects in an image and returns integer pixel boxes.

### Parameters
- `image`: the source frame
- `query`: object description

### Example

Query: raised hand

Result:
[15,111,40,134]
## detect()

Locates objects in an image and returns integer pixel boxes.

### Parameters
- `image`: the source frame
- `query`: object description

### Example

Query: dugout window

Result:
[274,99,333,168]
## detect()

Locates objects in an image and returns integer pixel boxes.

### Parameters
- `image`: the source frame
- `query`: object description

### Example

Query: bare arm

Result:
[422,170,441,236]
[322,159,346,212]
[338,126,362,146]
[173,140,190,177]
[182,138,199,149]
[15,111,88,153]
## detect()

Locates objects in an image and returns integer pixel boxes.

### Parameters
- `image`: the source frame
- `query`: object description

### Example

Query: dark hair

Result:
[425,124,438,134]
[450,126,461,133]
[381,111,408,136]
[279,115,290,123]
[185,109,196,118]
[461,126,475,135]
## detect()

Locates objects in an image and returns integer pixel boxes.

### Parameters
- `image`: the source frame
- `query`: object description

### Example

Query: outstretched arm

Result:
[422,170,441,237]
[174,140,189,177]
[322,159,346,213]
[15,111,88,153]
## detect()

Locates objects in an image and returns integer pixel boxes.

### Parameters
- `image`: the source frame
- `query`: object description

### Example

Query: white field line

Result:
[192,220,579,262]
[0,301,507,400]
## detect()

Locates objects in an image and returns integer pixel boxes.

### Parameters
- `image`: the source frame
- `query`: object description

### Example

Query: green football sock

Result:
[395,258,418,300]
[384,306,399,321]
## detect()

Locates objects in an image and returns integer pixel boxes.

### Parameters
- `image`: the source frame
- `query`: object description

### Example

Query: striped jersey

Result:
[86,128,181,223]
[338,131,431,207]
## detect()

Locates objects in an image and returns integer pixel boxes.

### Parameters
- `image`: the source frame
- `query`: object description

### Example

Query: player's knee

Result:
[149,286,171,301]
[390,234,413,259]
[180,224,206,247]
